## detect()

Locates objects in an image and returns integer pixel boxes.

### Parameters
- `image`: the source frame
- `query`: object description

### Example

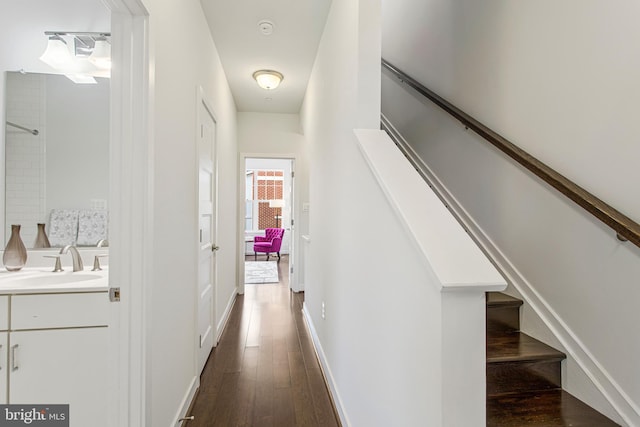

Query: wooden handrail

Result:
[382,59,640,249]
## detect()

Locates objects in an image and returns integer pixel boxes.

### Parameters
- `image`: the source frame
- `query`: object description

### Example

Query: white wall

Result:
[381,0,640,425]
[382,0,640,225]
[299,0,475,425]
[141,0,237,425]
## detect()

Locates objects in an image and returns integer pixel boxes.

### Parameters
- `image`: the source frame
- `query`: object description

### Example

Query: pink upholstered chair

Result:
[253,228,285,262]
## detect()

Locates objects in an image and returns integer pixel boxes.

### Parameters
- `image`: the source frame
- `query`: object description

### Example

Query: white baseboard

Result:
[383,116,638,426]
[216,289,237,344]
[171,375,198,427]
[301,303,350,427]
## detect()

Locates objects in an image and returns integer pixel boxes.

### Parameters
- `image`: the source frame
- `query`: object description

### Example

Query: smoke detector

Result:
[258,20,274,36]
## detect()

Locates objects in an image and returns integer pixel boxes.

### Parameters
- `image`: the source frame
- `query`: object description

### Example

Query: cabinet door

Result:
[0,296,8,330]
[10,328,108,427]
[0,332,6,404]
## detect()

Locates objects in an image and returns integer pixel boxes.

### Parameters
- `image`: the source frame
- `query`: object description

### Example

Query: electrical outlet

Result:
[321,301,325,319]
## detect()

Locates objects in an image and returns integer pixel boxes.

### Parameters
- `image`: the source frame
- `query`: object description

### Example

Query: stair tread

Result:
[487,292,523,308]
[487,332,566,363]
[487,389,620,426]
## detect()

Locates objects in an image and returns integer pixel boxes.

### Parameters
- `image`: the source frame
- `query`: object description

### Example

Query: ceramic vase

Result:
[3,224,27,271]
[34,223,51,248]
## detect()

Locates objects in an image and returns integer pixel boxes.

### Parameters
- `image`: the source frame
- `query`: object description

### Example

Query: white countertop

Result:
[0,267,109,294]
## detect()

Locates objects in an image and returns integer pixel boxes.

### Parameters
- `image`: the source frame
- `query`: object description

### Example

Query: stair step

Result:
[487,332,566,364]
[486,293,619,425]
[487,332,565,396]
[487,389,620,426]
[487,292,523,308]
[487,357,562,396]
[487,292,523,333]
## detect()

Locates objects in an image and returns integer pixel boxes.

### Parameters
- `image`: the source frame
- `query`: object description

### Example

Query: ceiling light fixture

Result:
[252,70,283,90]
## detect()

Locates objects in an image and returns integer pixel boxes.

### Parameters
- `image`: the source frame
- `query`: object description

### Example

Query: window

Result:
[245,169,284,230]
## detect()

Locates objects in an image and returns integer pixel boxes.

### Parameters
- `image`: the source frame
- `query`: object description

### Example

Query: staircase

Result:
[486,292,620,426]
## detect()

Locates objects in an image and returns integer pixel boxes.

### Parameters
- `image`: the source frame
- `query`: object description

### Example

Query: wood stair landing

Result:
[486,292,619,426]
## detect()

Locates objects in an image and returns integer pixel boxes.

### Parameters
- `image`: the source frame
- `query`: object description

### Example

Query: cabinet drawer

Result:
[11,292,109,330]
[0,296,7,331]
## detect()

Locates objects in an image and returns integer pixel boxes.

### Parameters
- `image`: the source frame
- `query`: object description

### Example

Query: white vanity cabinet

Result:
[0,296,8,404]
[0,331,7,404]
[1,291,108,427]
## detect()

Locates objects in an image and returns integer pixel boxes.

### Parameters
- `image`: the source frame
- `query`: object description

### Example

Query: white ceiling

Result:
[200,0,332,114]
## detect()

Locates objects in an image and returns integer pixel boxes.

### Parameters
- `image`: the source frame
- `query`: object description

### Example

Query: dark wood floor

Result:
[185,256,341,427]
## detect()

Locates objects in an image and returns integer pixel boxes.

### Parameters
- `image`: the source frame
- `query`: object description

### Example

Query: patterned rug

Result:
[245,261,279,284]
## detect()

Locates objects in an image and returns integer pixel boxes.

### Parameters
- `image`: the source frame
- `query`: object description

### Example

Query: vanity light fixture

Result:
[39,31,112,82]
[89,36,111,70]
[252,70,283,90]
[39,34,73,69]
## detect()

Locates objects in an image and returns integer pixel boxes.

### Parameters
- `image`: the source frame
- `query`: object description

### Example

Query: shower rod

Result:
[6,121,39,136]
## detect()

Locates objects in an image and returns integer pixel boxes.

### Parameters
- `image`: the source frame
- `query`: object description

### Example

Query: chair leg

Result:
[266,253,270,261]
[277,252,281,262]
[254,252,257,261]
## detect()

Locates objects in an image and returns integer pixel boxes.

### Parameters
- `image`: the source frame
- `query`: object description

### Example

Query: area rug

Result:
[245,261,279,284]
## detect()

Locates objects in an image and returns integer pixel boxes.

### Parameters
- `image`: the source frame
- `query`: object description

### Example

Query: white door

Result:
[197,96,217,374]
[287,161,295,288]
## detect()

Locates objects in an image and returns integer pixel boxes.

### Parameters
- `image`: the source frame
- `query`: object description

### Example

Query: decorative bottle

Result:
[3,224,28,271]
[34,223,51,248]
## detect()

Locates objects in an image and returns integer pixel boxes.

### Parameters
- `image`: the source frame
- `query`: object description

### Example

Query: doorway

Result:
[242,157,295,293]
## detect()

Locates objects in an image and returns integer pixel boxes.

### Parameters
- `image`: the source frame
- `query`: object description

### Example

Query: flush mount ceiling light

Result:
[39,31,111,83]
[252,70,283,90]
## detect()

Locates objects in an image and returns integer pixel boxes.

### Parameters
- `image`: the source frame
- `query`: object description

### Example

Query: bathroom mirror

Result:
[4,71,109,248]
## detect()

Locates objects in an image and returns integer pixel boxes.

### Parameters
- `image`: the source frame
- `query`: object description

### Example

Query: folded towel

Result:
[77,209,108,246]
[48,209,79,247]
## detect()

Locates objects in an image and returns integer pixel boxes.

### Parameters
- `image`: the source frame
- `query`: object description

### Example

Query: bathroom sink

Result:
[0,272,104,289]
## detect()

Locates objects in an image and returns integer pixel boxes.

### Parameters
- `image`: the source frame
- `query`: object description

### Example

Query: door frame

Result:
[195,86,218,372]
[238,153,297,295]
[105,0,151,426]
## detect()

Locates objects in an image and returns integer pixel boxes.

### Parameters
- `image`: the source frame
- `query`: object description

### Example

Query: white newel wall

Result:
[300,0,506,425]
[355,129,507,426]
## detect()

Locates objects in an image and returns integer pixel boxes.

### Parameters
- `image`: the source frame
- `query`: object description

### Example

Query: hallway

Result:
[186,256,340,426]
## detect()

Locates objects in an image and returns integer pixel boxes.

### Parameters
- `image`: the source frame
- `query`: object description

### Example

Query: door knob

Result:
[212,245,220,252]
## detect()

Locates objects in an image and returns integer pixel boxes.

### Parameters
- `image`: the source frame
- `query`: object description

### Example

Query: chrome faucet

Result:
[60,245,84,272]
